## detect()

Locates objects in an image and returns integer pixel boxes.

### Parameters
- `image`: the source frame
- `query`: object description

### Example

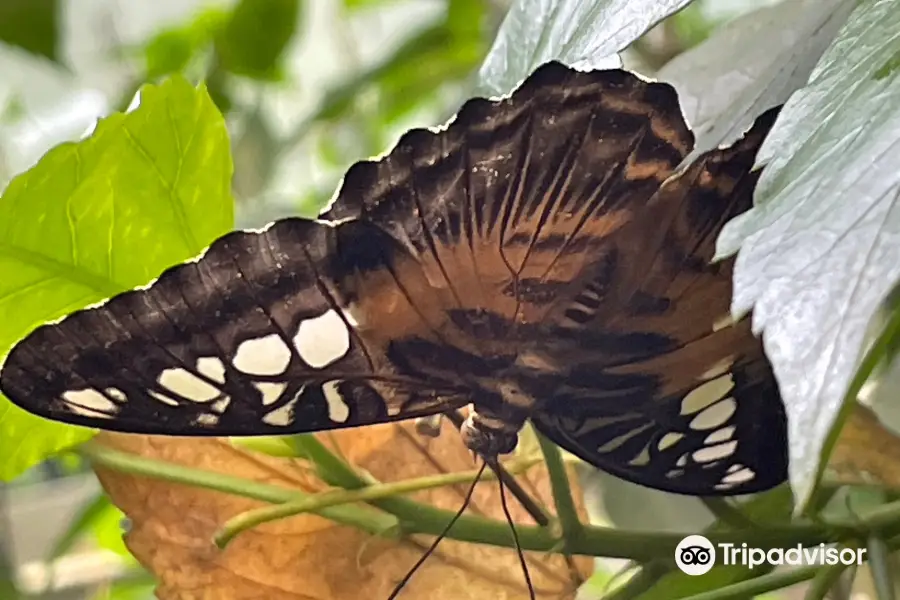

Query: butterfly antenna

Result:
[499,473,536,600]
[387,461,488,600]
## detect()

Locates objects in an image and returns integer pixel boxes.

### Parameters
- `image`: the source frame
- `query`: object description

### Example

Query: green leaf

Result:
[584,469,714,533]
[215,0,301,81]
[0,0,59,63]
[477,0,689,97]
[91,497,134,557]
[668,2,716,50]
[716,0,900,509]
[658,0,855,160]
[143,9,228,79]
[47,487,134,560]
[145,28,201,79]
[0,76,235,481]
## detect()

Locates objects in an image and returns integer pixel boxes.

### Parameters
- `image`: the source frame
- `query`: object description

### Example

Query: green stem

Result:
[78,441,396,535]
[82,442,900,560]
[283,433,483,528]
[536,430,583,544]
[215,465,501,546]
[601,560,669,600]
[802,562,849,600]
[284,434,371,485]
[867,534,896,600]
[682,566,818,600]
[701,498,756,529]
[75,443,852,561]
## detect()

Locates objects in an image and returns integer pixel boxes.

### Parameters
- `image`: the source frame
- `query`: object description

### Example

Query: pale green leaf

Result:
[477,0,689,97]
[659,0,854,160]
[716,0,900,508]
[0,77,234,481]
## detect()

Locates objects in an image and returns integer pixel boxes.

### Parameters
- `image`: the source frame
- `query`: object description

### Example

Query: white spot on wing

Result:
[657,432,684,450]
[262,387,304,427]
[692,441,738,463]
[628,443,651,466]
[254,381,287,406]
[105,388,126,402]
[158,368,220,402]
[680,374,735,415]
[323,380,350,423]
[293,310,350,369]
[211,396,231,414]
[699,356,734,381]
[712,313,734,332]
[149,391,179,406]
[705,426,736,445]
[597,423,654,452]
[233,334,292,375]
[196,356,226,383]
[721,468,755,484]
[689,398,737,430]
[62,389,118,418]
[195,413,219,426]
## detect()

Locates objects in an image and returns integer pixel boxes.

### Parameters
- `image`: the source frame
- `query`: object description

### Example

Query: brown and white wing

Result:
[531,109,788,495]
[0,219,468,436]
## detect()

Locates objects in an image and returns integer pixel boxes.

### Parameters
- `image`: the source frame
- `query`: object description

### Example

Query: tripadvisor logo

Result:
[675,536,867,575]
[675,535,716,575]
[719,542,867,569]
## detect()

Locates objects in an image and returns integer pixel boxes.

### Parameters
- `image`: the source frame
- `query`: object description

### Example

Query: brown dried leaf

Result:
[93,421,591,600]
[827,403,900,489]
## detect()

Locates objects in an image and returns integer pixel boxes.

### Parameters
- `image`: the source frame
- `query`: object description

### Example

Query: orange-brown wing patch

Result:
[324,62,695,355]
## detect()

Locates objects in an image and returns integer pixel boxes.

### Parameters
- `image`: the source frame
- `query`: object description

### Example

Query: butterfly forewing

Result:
[530,109,787,494]
[0,218,467,435]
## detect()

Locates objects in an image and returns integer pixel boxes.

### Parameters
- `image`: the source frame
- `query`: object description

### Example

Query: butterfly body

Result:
[0,62,788,497]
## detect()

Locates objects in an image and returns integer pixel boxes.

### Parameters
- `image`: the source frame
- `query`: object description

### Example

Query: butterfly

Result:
[0,61,788,496]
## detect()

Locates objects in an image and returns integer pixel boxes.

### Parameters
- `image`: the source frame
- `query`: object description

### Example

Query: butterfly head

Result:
[460,410,520,457]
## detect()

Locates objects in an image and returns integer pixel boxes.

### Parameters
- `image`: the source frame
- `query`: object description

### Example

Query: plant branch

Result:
[79,441,396,535]
[79,441,900,561]
[535,430,583,545]
[215,464,505,547]
[681,566,819,600]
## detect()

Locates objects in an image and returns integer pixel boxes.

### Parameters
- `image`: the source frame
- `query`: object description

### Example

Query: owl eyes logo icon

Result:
[675,535,716,575]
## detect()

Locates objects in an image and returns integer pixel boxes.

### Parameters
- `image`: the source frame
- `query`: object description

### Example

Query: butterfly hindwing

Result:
[530,109,787,495]
[532,320,786,494]
[0,218,467,435]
